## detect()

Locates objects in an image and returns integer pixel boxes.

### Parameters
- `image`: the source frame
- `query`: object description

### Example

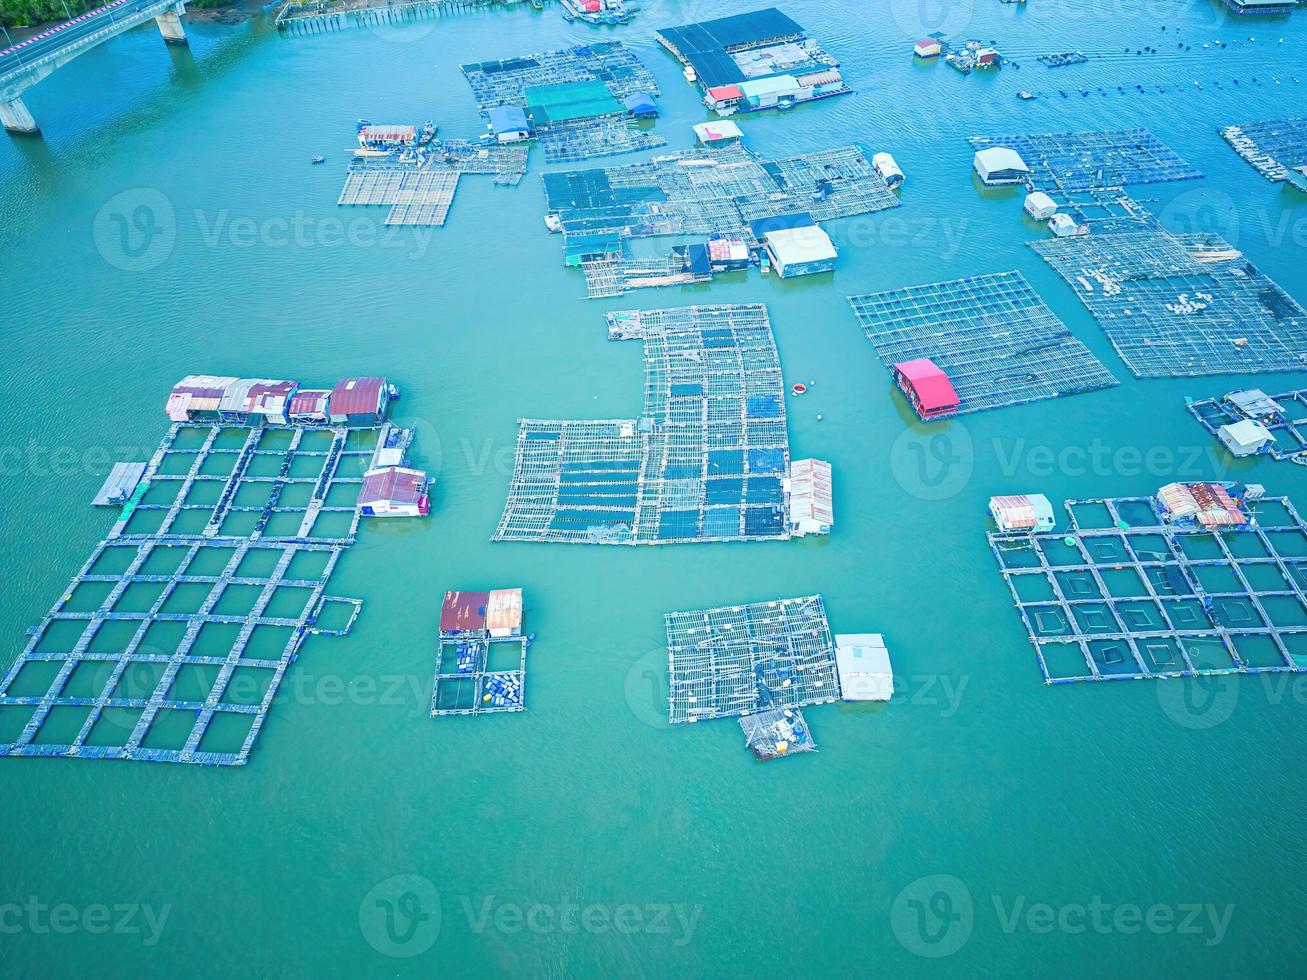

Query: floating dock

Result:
[739,707,816,761]
[494,305,810,546]
[1188,388,1307,465]
[1220,118,1307,183]
[664,596,840,723]
[847,271,1118,417]
[91,462,147,507]
[968,128,1202,192]
[431,589,528,716]
[989,490,1307,684]
[1031,229,1307,377]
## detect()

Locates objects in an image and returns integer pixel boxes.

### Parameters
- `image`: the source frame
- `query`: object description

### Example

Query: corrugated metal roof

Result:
[330,377,386,417]
[360,466,426,506]
[789,458,833,526]
[441,591,489,633]
[895,359,960,413]
[739,74,801,98]
[166,375,239,419]
[289,389,330,417]
[764,225,837,264]
[834,634,893,701]
[487,588,523,633]
[489,105,529,133]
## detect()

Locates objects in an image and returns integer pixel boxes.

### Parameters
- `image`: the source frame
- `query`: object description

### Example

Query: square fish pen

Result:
[739,707,817,760]
[665,596,840,723]
[0,421,379,765]
[461,42,659,113]
[493,305,793,545]
[1031,230,1307,377]
[1188,388,1307,464]
[1220,118,1307,182]
[968,128,1202,192]
[430,637,528,716]
[847,271,1118,415]
[989,494,1307,684]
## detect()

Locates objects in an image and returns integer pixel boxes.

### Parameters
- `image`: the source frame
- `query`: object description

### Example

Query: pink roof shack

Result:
[166,375,238,421]
[329,377,388,423]
[358,466,429,517]
[441,591,490,635]
[707,84,744,102]
[288,389,331,421]
[893,359,961,420]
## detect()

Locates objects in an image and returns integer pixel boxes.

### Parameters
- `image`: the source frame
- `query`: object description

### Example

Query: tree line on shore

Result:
[3,0,226,31]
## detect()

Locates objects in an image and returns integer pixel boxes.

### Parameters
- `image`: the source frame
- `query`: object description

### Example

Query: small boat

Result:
[311,155,325,164]
[791,383,807,396]
[1018,90,1035,100]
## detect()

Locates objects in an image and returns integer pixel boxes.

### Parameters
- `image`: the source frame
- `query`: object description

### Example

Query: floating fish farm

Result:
[460,42,664,162]
[968,128,1202,192]
[1220,118,1307,184]
[664,595,840,724]
[337,140,528,227]
[847,271,1118,416]
[1038,51,1089,68]
[431,589,529,716]
[494,305,803,545]
[739,707,816,761]
[0,410,418,764]
[544,141,897,264]
[655,7,851,116]
[989,490,1307,684]
[1030,229,1307,377]
[1189,388,1307,465]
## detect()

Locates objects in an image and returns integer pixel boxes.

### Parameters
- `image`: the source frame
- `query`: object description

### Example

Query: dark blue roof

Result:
[749,212,816,237]
[488,105,529,133]
[656,8,806,89]
[622,92,659,116]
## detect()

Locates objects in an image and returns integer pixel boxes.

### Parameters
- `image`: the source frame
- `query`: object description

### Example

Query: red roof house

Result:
[893,359,961,420]
[706,84,744,103]
[440,591,489,635]
[358,466,429,518]
[329,377,388,424]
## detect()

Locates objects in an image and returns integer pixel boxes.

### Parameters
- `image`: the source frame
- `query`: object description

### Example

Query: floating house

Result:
[288,388,331,424]
[1049,213,1088,238]
[217,378,298,424]
[486,588,524,638]
[623,92,659,119]
[914,38,942,58]
[165,375,240,422]
[786,458,833,536]
[834,634,894,701]
[752,213,837,278]
[91,462,147,507]
[358,466,430,518]
[893,358,961,420]
[329,377,390,425]
[656,7,851,116]
[707,235,751,271]
[1156,482,1248,528]
[873,152,905,189]
[1024,191,1058,220]
[1218,0,1299,14]
[488,105,531,143]
[1218,419,1276,457]
[440,591,489,636]
[692,119,743,145]
[358,124,417,147]
[989,494,1056,532]
[974,146,1030,185]
[1225,388,1284,422]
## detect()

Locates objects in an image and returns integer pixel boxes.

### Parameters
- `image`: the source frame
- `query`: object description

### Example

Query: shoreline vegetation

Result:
[2,0,242,32]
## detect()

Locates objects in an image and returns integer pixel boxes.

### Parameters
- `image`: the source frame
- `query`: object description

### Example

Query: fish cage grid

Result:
[739,707,816,761]
[460,41,660,113]
[1188,388,1307,465]
[664,595,839,724]
[538,119,667,163]
[430,636,527,716]
[546,142,898,255]
[989,494,1307,684]
[494,305,793,545]
[1031,230,1307,377]
[581,251,711,299]
[848,271,1118,415]
[1220,118,1307,182]
[968,128,1202,192]
[0,422,381,765]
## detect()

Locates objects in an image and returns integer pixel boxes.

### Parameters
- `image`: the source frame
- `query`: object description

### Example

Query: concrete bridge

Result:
[1,0,188,135]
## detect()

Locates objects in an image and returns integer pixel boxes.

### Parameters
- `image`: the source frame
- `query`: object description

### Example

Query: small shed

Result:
[786,458,833,536]
[692,119,743,144]
[329,377,389,425]
[873,151,905,189]
[622,92,659,118]
[358,124,417,146]
[893,358,961,420]
[834,634,894,701]
[488,105,531,143]
[973,147,1030,185]
[288,389,331,423]
[1024,191,1058,220]
[706,235,751,270]
[1157,482,1247,528]
[486,588,524,638]
[358,466,429,517]
[218,378,298,424]
[92,462,147,507]
[165,375,238,421]
[1049,212,1088,237]
[440,591,489,635]
[1217,419,1275,457]
[914,38,942,58]
[1225,388,1283,421]
[989,493,1056,532]
[739,74,802,109]
[751,214,836,278]
[706,84,744,109]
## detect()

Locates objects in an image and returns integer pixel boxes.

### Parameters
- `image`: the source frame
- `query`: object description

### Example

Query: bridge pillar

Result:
[0,98,39,135]
[155,4,189,45]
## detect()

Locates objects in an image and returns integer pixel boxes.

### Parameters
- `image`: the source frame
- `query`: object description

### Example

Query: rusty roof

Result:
[441,591,489,633]
[329,377,386,417]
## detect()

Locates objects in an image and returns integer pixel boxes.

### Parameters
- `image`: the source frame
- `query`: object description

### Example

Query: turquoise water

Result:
[3,0,1307,973]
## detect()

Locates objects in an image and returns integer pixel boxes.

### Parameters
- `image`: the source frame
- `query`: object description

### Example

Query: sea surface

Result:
[2,0,1307,975]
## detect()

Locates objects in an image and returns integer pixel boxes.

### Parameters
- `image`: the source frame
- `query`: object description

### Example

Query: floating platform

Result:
[1220,118,1307,183]
[989,492,1307,684]
[91,462,147,507]
[0,419,393,765]
[847,271,1118,416]
[494,305,796,545]
[1038,51,1089,68]
[968,128,1202,192]
[1189,388,1307,464]
[739,707,816,760]
[431,588,528,716]
[665,596,840,723]
[1031,229,1307,377]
